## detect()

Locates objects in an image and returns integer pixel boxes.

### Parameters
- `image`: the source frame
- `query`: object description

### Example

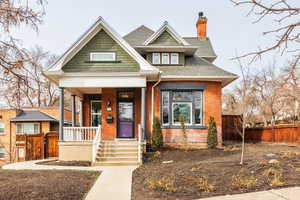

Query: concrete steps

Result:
[93,140,142,166]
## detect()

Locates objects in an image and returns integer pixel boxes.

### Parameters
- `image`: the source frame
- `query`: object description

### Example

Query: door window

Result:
[91,101,101,127]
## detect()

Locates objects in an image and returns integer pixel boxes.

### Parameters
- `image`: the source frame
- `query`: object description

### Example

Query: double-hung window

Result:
[91,101,102,127]
[161,90,204,126]
[152,53,179,65]
[152,53,161,64]
[90,52,116,61]
[16,123,40,135]
[0,121,4,134]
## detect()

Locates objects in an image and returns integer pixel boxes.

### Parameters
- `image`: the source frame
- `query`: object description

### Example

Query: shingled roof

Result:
[10,110,58,122]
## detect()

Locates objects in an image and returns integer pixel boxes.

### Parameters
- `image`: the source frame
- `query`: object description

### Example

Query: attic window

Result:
[90,52,116,61]
[152,53,179,65]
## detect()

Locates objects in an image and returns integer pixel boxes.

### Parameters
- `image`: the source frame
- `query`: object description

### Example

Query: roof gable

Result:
[45,17,158,74]
[149,30,181,46]
[123,25,154,46]
[143,21,190,46]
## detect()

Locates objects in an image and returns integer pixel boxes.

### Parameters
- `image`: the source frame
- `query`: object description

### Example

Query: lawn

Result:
[132,143,300,200]
[0,170,100,200]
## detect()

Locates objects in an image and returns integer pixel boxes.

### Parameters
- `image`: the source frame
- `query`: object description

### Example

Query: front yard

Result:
[0,170,100,200]
[132,143,300,200]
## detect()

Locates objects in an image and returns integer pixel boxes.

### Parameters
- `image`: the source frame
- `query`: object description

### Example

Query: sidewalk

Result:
[200,187,300,200]
[3,159,138,200]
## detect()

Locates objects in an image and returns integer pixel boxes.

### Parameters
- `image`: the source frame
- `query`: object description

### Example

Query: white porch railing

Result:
[138,124,142,163]
[63,127,99,141]
[92,126,102,163]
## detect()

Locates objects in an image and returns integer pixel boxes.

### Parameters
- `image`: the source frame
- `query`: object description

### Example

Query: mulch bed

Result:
[0,170,100,200]
[37,160,91,167]
[132,143,300,200]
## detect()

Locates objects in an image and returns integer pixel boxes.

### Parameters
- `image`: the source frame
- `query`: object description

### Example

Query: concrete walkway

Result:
[200,187,300,200]
[3,159,138,200]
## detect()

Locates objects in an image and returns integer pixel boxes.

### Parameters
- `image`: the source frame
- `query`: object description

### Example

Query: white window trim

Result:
[16,123,40,135]
[0,121,4,134]
[152,53,161,64]
[172,102,193,125]
[90,52,116,61]
[162,53,170,64]
[91,100,102,127]
[161,91,170,125]
[170,53,179,64]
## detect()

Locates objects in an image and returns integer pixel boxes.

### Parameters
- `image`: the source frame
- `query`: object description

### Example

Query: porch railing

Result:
[92,126,102,163]
[63,127,99,141]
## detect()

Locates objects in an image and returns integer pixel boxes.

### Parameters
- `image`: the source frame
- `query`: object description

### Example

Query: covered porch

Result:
[58,77,147,163]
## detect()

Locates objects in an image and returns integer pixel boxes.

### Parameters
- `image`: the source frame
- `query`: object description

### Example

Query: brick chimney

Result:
[196,12,207,39]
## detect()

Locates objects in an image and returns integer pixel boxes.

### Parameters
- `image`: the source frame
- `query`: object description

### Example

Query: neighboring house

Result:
[0,107,73,166]
[43,12,238,165]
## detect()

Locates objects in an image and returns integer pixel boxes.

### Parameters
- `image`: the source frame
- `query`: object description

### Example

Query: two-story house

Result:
[43,13,238,166]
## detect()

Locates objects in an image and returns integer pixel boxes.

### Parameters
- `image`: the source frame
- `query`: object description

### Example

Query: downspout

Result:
[151,71,162,133]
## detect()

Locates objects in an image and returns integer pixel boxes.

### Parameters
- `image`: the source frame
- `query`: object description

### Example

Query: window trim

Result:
[160,90,205,128]
[161,91,170,126]
[91,100,102,127]
[0,121,4,134]
[90,52,116,61]
[162,53,170,64]
[172,102,193,125]
[16,123,40,135]
[170,53,179,64]
[152,53,161,64]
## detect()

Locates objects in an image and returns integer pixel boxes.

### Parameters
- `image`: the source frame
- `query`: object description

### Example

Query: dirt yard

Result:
[0,170,100,200]
[37,160,91,167]
[132,143,300,200]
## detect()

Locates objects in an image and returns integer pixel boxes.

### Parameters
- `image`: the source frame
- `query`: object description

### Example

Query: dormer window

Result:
[152,52,179,65]
[171,53,179,64]
[90,52,116,61]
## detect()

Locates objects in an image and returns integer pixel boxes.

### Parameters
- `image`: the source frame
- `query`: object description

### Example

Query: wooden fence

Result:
[222,115,300,144]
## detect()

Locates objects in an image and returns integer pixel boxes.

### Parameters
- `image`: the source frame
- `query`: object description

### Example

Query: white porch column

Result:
[141,87,146,141]
[59,87,64,141]
[71,95,76,126]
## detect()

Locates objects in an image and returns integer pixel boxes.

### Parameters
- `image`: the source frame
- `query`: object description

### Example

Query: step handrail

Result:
[92,126,101,163]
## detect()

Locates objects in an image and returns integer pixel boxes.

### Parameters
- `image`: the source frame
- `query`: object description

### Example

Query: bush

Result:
[152,117,163,151]
[207,117,218,149]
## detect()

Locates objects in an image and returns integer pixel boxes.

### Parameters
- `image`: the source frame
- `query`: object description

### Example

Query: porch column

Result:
[71,95,76,126]
[141,87,146,141]
[59,87,64,141]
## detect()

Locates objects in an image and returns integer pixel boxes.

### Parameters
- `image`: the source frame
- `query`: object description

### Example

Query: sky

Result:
[11,0,298,90]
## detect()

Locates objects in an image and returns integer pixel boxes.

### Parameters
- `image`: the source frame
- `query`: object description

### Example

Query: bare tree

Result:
[231,0,300,64]
[0,0,46,78]
[0,46,59,108]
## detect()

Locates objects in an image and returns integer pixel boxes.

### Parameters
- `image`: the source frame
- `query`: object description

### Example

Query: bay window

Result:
[161,90,204,127]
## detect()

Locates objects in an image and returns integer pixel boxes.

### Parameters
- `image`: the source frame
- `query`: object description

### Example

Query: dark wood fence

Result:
[222,115,300,144]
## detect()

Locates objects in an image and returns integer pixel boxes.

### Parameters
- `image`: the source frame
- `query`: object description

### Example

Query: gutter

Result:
[151,71,162,133]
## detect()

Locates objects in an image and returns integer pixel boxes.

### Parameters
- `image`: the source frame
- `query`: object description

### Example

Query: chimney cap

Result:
[198,12,204,18]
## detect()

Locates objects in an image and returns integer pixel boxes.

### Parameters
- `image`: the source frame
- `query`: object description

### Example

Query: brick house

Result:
[0,107,73,166]
[43,13,238,165]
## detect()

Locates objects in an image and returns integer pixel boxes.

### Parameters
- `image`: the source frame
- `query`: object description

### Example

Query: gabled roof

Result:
[123,25,154,47]
[45,17,158,74]
[143,21,190,46]
[184,37,217,58]
[10,110,58,122]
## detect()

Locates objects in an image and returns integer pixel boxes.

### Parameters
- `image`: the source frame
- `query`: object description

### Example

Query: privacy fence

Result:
[222,115,300,144]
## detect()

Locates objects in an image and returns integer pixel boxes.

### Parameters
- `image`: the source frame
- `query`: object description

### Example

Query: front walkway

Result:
[3,159,138,200]
[200,187,300,200]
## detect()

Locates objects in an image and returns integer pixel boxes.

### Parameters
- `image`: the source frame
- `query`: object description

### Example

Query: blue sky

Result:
[12,0,295,89]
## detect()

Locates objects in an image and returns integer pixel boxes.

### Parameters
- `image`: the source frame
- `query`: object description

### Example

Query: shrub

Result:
[207,117,218,149]
[263,167,284,186]
[231,175,258,190]
[145,176,177,192]
[152,117,163,151]
[196,176,215,193]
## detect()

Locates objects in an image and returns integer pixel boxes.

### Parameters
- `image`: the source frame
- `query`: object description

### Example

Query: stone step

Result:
[99,144,139,148]
[97,152,139,157]
[96,157,138,162]
[98,148,139,153]
[93,161,141,166]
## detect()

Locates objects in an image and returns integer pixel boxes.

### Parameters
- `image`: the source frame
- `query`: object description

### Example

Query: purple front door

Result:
[118,102,134,138]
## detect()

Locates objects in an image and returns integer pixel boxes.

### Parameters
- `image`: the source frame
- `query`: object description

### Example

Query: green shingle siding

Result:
[149,31,181,46]
[63,30,139,70]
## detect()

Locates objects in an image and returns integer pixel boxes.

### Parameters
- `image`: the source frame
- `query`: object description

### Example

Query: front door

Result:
[117,91,134,138]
